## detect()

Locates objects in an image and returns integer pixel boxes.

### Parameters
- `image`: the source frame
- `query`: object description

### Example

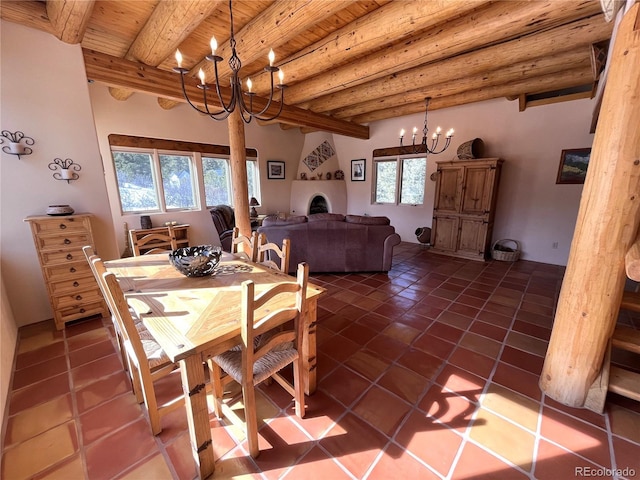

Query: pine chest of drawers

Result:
[25,213,108,330]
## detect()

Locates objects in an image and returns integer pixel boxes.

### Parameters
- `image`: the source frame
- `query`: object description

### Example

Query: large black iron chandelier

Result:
[173,0,286,123]
[400,97,454,154]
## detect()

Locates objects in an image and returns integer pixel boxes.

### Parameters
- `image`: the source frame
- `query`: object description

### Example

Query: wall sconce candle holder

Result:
[48,158,81,183]
[1,130,35,159]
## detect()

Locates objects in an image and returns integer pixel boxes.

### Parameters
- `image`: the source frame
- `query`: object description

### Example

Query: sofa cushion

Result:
[345,215,390,225]
[262,215,308,227]
[308,213,345,222]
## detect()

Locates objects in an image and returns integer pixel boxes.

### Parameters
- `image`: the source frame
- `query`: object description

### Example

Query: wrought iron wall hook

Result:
[48,158,81,183]
[1,130,35,159]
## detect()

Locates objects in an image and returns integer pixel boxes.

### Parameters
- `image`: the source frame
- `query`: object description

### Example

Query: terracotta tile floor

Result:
[3,243,640,479]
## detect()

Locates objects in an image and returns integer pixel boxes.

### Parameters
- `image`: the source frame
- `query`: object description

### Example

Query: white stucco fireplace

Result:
[290,180,347,216]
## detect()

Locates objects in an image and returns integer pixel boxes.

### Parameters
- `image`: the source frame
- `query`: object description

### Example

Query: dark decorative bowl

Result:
[168,245,222,277]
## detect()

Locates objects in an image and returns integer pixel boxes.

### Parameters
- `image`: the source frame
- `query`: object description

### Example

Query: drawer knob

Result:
[64,239,71,245]
[66,254,73,260]
[75,295,82,300]
[73,281,79,287]
[70,267,76,273]
[59,224,67,230]
[80,308,86,313]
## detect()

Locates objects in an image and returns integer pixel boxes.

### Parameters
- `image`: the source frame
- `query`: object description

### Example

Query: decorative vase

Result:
[140,215,152,229]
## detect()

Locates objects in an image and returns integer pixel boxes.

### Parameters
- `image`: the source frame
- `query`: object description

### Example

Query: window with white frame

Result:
[111,139,260,214]
[372,155,427,205]
[112,148,198,213]
[202,157,259,207]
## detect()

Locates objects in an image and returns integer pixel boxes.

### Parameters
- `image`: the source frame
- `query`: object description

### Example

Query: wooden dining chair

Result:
[257,233,290,273]
[208,262,309,458]
[231,227,259,262]
[130,226,179,256]
[86,252,183,435]
[83,245,130,373]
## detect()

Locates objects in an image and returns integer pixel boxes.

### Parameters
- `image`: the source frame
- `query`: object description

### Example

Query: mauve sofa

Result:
[257,213,401,273]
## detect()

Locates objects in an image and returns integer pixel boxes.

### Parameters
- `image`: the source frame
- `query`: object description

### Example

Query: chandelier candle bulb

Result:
[400,129,405,146]
[210,37,217,55]
[278,70,284,85]
[198,69,206,85]
[412,127,417,144]
[247,78,253,93]
[175,49,183,68]
[268,49,275,66]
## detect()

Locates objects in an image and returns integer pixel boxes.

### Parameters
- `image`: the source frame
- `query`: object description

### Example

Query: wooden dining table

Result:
[104,252,325,479]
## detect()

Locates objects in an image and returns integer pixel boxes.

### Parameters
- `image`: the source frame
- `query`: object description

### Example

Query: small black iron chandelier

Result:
[400,97,454,154]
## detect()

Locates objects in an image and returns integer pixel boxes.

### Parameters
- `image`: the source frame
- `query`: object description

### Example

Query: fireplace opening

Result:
[309,195,329,214]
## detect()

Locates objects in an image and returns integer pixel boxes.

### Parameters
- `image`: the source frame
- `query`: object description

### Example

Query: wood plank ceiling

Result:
[1,0,613,139]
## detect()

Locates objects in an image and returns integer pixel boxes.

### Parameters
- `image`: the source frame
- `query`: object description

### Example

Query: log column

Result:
[229,108,251,237]
[539,3,640,408]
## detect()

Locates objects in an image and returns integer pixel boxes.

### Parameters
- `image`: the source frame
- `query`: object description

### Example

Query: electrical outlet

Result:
[552,242,558,249]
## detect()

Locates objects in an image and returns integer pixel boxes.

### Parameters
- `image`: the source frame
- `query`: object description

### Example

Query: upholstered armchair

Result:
[209,205,235,252]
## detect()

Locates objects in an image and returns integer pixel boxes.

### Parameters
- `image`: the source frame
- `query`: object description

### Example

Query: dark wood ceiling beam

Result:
[331,48,592,119]
[250,0,491,97]
[109,0,223,102]
[82,49,369,139]
[46,0,95,44]
[191,0,354,85]
[288,1,605,107]
[308,15,612,115]
[350,67,594,124]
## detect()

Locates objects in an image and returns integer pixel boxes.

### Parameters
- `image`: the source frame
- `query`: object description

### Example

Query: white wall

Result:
[1,21,118,327]
[88,84,305,254]
[333,98,594,264]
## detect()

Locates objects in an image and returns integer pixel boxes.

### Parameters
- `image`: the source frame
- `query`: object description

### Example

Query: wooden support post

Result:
[539,3,640,409]
[229,108,251,237]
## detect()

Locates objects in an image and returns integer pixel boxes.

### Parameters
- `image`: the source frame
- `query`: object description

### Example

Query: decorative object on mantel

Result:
[456,138,484,159]
[48,158,81,183]
[317,172,323,180]
[326,172,332,180]
[399,97,454,154]
[249,197,260,217]
[46,204,74,216]
[1,130,34,159]
[173,0,286,123]
[300,173,307,180]
[303,140,335,172]
[334,170,345,180]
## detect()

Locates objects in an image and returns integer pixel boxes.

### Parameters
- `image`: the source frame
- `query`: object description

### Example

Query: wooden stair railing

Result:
[608,292,640,404]
[585,289,640,412]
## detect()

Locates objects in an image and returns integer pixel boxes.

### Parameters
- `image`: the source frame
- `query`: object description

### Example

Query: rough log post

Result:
[539,3,640,409]
[229,108,251,237]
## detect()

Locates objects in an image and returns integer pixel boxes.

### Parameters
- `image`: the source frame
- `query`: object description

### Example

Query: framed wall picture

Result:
[351,159,365,181]
[556,148,591,184]
[267,160,285,180]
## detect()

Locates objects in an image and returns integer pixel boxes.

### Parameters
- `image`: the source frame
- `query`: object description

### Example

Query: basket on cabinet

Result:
[491,239,520,261]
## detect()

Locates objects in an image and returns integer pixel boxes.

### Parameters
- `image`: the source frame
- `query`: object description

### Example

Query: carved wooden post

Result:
[539,3,640,408]
[229,108,251,237]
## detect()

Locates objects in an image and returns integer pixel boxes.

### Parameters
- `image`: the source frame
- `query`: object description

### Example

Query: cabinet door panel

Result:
[434,168,463,213]
[432,216,459,251]
[458,218,488,257]
[461,166,494,214]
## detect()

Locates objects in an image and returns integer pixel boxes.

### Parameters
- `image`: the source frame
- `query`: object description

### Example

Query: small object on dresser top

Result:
[46,205,74,216]
[169,245,222,277]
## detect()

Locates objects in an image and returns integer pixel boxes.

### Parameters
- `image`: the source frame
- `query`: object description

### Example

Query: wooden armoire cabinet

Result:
[430,158,503,260]
[25,213,109,330]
